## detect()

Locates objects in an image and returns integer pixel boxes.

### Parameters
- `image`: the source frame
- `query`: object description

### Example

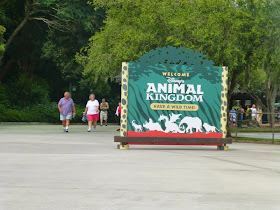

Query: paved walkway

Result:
[0,125,280,210]
[237,132,280,139]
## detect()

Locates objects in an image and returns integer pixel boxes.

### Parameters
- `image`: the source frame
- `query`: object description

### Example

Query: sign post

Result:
[115,46,231,150]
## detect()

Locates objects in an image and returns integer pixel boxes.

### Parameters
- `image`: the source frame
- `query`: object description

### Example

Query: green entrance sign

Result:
[117,46,229,148]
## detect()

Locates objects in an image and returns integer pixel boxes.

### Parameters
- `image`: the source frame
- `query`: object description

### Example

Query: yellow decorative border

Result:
[220,66,228,138]
[120,62,129,137]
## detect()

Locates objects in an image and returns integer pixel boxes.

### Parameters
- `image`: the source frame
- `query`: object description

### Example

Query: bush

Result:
[0,103,85,123]
[8,73,50,107]
[0,84,10,107]
[0,101,120,123]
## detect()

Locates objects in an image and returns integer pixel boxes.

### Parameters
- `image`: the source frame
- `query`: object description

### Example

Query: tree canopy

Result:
[0,0,280,126]
[77,0,261,92]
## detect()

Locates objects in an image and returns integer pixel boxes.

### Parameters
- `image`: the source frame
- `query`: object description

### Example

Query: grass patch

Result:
[231,128,280,133]
[235,136,280,143]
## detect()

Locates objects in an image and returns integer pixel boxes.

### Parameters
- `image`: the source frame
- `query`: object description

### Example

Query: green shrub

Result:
[8,73,50,107]
[0,103,85,123]
[0,102,120,123]
[0,84,10,107]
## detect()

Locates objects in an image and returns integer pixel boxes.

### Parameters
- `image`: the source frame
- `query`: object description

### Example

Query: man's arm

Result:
[58,104,62,113]
[72,106,76,116]
[106,102,109,109]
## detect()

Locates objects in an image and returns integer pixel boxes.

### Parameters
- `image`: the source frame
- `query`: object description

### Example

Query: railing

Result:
[229,112,280,144]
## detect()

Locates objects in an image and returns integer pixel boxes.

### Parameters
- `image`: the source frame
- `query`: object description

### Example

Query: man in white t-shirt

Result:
[84,94,99,132]
[250,104,257,120]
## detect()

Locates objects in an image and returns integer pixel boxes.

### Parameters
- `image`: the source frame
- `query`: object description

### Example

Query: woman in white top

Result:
[84,94,99,132]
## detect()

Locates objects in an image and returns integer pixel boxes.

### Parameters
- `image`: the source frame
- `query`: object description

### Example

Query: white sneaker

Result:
[93,128,96,132]
[87,128,91,132]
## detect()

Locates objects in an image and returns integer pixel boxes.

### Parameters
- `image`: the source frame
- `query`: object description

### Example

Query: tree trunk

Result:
[265,80,278,127]
[0,0,31,81]
[5,16,29,50]
[0,58,14,82]
[226,71,239,137]
[247,91,267,110]
[5,0,31,50]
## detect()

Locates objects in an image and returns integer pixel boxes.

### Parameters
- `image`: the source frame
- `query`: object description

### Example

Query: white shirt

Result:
[115,106,120,116]
[250,107,257,116]
[86,100,99,115]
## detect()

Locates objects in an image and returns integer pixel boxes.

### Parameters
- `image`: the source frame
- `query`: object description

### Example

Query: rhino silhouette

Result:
[143,118,163,131]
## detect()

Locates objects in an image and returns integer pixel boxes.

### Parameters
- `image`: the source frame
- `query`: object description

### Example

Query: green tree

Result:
[41,0,105,82]
[78,0,262,135]
[0,0,103,81]
[1,0,69,52]
[0,25,5,61]
[245,1,280,126]
[0,0,106,107]
[79,0,258,95]
[9,73,50,106]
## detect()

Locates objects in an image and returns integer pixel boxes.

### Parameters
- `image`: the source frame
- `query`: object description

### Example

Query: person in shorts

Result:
[84,94,99,132]
[58,92,76,132]
[100,98,109,126]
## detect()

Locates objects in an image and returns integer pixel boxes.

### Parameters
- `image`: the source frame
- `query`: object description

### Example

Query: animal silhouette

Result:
[179,116,203,133]
[158,114,184,133]
[143,118,163,131]
[132,120,143,132]
[169,113,182,123]
[203,123,219,133]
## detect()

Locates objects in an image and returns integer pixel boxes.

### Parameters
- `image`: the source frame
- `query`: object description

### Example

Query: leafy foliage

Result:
[0,84,9,107]
[8,73,50,107]
[0,102,119,123]
[0,25,5,61]
[0,0,279,125]
[41,0,105,81]
[0,103,83,123]
[78,0,258,87]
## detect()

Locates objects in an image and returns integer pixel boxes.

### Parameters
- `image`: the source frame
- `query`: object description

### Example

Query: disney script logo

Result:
[166,77,185,85]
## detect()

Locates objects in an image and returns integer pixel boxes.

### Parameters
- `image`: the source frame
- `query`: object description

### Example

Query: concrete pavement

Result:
[237,132,280,139]
[0,124,280,210]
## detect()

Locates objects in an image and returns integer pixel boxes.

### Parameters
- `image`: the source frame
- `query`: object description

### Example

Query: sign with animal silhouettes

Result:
[120,46,228,139]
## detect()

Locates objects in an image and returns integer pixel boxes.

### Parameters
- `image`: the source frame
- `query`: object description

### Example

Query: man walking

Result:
[58,92,76,132]
[100,98,109,126]
[250,104,257,120]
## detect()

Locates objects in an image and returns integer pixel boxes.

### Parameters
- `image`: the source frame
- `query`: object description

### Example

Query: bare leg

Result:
[66,119,70,127]
[105,120,107,126]
[100,118,103,126]
[62,120,66,127]
[93,121,97,129]
[88,120,93,129]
